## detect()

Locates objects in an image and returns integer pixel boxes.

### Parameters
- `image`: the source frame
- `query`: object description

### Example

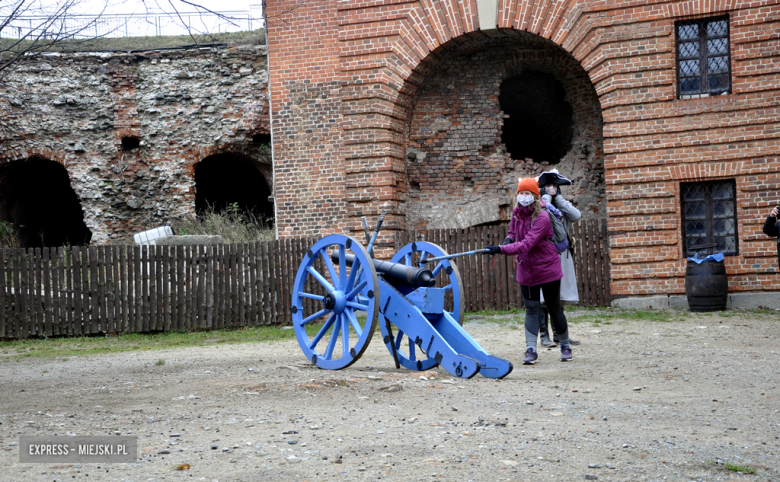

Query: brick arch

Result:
[339,0,608,235]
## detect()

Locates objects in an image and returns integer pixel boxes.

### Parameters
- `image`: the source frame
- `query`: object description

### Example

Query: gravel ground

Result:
[1,310,778,482]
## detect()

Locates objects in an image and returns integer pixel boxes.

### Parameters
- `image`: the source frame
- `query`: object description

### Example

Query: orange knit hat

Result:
[516,177,540,197]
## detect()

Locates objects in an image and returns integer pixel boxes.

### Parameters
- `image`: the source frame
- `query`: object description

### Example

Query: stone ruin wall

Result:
[405,35,605,231]
[0,45,270,244]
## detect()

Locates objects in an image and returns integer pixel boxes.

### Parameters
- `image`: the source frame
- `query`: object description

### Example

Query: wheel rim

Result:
[380,241,465,371]
[292,234,379,370]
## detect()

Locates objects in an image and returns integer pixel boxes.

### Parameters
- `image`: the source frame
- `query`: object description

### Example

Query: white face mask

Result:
[545,185,558,196]
[517,194,535,207]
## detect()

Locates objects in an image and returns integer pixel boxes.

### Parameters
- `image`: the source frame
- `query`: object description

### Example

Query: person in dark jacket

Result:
[538,169,581,347]
[764,206,780,268]
[484,178,573,364]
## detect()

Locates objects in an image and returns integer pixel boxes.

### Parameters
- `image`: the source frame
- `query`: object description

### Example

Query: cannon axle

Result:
[331,252,435,288]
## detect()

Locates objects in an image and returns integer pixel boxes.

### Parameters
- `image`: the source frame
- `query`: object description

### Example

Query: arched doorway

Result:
[194,153,274,225]
[404,31,604,230]
[0,157,92,248]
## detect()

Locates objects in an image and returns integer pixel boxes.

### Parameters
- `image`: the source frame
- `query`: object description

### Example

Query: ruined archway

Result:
[194,153,274,225]
[404,31,604,230]
[0,157,92,248]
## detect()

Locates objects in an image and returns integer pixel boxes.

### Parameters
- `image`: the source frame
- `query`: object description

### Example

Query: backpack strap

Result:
[529,209,557,247]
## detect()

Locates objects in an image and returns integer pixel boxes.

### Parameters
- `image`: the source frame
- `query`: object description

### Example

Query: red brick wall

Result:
[265,0,347,238]
[266,0,780,296]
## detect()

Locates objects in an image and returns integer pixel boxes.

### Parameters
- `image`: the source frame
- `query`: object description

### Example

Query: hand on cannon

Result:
[483,245,502,255]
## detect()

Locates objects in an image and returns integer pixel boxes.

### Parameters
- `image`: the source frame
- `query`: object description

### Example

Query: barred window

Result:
[681,180,738,257]
[676,16,731,98]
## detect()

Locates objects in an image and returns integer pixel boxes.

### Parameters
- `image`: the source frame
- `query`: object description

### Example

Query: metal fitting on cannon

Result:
[331,252,435,288]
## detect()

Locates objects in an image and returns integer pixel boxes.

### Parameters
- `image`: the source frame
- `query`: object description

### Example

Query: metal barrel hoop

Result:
[291,234,379,370]
[380,241,465,371]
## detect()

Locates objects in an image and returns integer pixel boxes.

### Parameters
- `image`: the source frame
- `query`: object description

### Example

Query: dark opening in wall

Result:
[0,157,92,248]
[121,136,141,151]
[195,153,274,226]
[499,71,573,164]
[252,133,271,147]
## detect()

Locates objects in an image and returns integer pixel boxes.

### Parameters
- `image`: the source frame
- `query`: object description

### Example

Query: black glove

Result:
[500,237,514,246]
[483,245,501,255]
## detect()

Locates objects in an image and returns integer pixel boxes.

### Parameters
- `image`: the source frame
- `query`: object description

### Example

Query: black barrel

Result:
[685,259,728,312]
[333,253,436,288]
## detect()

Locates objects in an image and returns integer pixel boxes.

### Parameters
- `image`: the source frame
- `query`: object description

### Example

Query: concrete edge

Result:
[611,292,780,311]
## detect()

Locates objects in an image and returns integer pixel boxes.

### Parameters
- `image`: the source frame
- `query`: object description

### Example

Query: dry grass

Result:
[171,203,275,244]
[0,221,21,249]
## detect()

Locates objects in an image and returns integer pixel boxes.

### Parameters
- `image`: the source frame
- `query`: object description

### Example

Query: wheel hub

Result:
[322,291,347,313]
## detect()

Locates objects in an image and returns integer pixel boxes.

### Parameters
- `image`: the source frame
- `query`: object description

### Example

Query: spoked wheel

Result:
[380,241,466,371]
[291,234,379,370]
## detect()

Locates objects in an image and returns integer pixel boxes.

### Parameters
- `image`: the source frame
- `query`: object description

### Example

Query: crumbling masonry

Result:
[0,45,271,245]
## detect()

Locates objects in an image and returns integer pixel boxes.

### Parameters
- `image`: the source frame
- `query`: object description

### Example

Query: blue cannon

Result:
[290,220,513,379]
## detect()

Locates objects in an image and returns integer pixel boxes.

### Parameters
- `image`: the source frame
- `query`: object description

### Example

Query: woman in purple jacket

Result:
[484,178,573,364]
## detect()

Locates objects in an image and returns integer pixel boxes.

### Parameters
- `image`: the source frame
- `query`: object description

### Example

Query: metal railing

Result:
[0,11,263,40]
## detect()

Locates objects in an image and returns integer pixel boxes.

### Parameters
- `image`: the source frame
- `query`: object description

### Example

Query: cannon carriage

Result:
[290,217,513,379]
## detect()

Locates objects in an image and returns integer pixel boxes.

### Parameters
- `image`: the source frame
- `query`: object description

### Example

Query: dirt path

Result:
[1,310,778,481]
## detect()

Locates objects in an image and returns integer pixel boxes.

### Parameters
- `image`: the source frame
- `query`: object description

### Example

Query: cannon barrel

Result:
[332,252,435,288]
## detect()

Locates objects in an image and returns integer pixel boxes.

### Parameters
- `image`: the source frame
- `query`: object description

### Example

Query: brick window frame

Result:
[675,16,732,99]
[680,179,739,257]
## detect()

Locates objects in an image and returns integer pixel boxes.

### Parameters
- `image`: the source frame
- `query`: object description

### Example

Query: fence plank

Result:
[153,245,161,331]
[467,228,476,312]
[595,220,605,306]
[269,241,280,324]
[11,250,20,338]
[219,243,227,329]
[141,246,150,332]
[587,222,598,306]
[105,247,115,333]
[119,246,128,333]
[43,248,52,337]
[236,243,244,327]
[577,222,589,305]
[169,245,177,330]
[251,240,258,324]
[578,223,591,306]
[260,241,270,325]
[0,250,6,338]
[30,248,39,336]
[261,241,271,325]
[97,247,106,332]
[175,245,184,331]
[601,220,611,306]
[131,246,140,332]
[204,245,212,329]
[98,247,108,332]
[57,249,66,336]
[196,245,205,329]
[87,247,97,334]
[281,239,291,325]
[70,247,80,336]
[18,251,27,338]
[211,244,220,329]
[111,246,120,332]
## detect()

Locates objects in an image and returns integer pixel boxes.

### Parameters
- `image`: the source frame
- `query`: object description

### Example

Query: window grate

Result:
[676,16,731,98]
[680,179,738,257]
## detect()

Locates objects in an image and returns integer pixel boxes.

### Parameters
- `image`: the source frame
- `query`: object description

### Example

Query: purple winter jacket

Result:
[500,202,563,286]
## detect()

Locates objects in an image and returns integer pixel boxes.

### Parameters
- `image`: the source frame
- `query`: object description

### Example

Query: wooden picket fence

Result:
[394,219,611,312]
[0,240,320,340]
[0,220,610,340]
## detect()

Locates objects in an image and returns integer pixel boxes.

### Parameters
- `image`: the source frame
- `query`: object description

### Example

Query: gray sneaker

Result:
[540,335,557,348]
[553,336,580,346]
